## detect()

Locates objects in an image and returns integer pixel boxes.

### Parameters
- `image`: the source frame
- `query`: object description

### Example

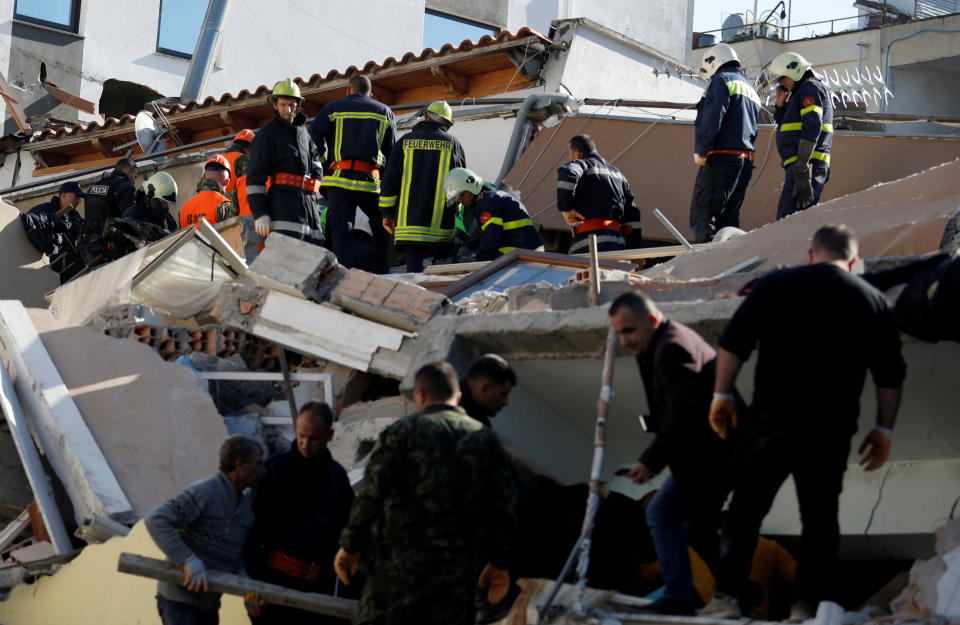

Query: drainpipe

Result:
[494,93,578,187]
[180,0,233,103]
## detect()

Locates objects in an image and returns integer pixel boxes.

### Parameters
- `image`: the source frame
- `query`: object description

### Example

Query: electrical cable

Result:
[240,0,297,76]
[285,0,397,57]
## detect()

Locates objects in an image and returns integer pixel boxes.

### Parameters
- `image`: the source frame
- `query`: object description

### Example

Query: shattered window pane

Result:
[14,0,79,32]
[423,10,498,51]
[157,0,207,59]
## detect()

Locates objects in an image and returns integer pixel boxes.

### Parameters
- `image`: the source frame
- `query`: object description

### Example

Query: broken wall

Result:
[0,199,59,308]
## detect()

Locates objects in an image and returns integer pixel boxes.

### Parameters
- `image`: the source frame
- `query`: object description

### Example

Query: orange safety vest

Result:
[179,189,231,229]
[222,150,244,194]
[234,175,264,217]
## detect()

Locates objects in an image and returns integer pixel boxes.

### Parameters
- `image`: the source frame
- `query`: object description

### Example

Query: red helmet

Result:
[205,154,231,175]
[234,129,254,144]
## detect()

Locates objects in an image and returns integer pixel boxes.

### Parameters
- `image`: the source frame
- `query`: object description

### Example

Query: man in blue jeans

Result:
[609,292,734,615]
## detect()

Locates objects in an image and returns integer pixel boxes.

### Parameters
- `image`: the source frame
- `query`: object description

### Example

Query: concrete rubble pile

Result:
[0,161,958,625]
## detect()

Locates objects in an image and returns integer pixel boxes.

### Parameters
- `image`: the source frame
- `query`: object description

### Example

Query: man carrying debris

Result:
[245,401,355,625]
[145,434,266,625]
[689,43,761,244]
[78,157,137,263]
[379,101,466,272]
[310,75,396,274]
[334,362,517,625]
[443,167,542,261]
[247,78,324,245]
[556,134,643,254]
[770,52,834,219]
[459,353,517,427]
[608,291,733,616]
[179,155,233,229]
[702,224,905,620]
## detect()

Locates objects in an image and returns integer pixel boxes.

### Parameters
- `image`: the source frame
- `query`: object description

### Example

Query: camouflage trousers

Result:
[355,556,480,625]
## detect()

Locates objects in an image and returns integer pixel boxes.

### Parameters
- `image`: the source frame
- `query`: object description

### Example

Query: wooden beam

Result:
[0,70,28,131]
[42,83,98,116]
[371,84,396,105]
[118,553,358,619]
[430,65,469,96]
[0,301,134,525]
[218,111,239,131]
[90,138,117,159]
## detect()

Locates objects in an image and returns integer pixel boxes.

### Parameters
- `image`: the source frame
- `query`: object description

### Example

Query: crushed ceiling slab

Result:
[26,307,225,520]
[642,158,960,281]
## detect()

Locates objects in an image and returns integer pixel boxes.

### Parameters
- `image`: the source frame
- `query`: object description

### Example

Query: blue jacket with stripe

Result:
[472,189,542,260]
[774,74,833,168]
[309,93,396,195]
[694,66,761,156]
[556,151,643,246]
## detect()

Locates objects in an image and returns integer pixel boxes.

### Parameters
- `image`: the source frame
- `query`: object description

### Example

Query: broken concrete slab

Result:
[248,232,344,300]
[211,283,409,374]
[331,268,459,332]
[26,307,226,521]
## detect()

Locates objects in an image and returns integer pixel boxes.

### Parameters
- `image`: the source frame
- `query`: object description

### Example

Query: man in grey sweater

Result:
[145,435,265,624]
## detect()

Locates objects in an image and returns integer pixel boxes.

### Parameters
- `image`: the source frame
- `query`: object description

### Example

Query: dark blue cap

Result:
[58,181,85,197]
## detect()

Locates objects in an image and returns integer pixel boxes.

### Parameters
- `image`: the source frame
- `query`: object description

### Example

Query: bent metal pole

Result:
[538,325,618,620]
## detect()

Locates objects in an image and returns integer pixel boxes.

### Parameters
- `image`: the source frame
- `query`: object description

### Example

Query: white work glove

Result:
[254,215,272,237]
[181,554,209,592]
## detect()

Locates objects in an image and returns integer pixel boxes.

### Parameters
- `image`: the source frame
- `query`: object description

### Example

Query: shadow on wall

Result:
[0,203,59,307]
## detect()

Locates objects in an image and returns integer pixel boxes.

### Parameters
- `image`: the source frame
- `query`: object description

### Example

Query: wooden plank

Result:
[42,83,98,116]
[195,372,332,382]
[0,509,31,553]
[197,217,248,276]
[0,301,134,525]
[430,65,469,96]
[0,353,73,553]
[573,244,706,261]
[0,70,28,131]
[118,553,358,619]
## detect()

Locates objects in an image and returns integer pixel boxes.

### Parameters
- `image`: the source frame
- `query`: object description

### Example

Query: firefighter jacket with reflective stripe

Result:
[82,170,136,237]
[556,151,643,245]
[379,120,466,245]
[179,178,233,229]
[473,189,542,259]
[246,110,324,237]
[774,74,833,167]
[221,149,246,194]
[309,93,397,195]
[694,67,761,156]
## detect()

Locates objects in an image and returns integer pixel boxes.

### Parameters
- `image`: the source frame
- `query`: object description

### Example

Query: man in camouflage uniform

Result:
[334,362,517,625]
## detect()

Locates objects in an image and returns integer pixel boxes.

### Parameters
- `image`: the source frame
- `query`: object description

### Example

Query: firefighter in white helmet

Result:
[689,43,762,243]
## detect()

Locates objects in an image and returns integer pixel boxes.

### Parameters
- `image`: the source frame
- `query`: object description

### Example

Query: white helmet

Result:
[769,52,812,82]
[443,167,483,207]
[698,43,740,79]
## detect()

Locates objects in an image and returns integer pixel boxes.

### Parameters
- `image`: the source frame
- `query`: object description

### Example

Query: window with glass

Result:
[14,0,80,33]
[157,0,207,59]
[423,10,499,51]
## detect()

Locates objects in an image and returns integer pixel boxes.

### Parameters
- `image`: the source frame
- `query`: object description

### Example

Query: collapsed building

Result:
[0,8,959,625]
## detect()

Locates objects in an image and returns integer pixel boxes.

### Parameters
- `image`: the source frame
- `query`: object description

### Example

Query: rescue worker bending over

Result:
[556,134,642,255]
[310,75,396,274]
[124,171,179,233]
[690,43,761,244]
[379,100,466,272]
[78,157,137,263]
[247,79,324,245]
[443,167,541,261]
[770,52,833,219]
[179,154,233,229]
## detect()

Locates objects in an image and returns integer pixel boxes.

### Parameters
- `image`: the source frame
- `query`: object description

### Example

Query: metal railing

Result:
[916,0,959,18]
[698,14,867,44]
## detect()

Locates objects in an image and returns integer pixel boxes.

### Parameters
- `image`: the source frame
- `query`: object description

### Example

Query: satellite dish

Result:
[721,13,746,42]
[134,111,166,154]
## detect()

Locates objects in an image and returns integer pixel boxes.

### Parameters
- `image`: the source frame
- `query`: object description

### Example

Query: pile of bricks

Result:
[330,269,459,332]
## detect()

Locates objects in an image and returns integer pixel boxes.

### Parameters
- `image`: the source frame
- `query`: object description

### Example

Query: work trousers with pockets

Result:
[326,187,389,274]
[715,423,850,605]
[157,595,218,625]
[776,163,830,220]
[647,470,730,607]
[689,153,754,244]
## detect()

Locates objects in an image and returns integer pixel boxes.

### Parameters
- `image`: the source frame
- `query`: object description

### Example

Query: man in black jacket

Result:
[247,79,324,246]
[78,157,137,262]
[245,401,354,624]
[310,75,396,273]
[609,291,732,615]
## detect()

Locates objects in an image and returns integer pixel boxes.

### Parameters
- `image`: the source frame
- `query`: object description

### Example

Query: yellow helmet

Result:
[268,78,303,103]
[425,100,453,126]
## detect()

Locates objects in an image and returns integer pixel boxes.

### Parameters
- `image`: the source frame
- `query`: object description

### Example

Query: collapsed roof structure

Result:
[0,10,959,625]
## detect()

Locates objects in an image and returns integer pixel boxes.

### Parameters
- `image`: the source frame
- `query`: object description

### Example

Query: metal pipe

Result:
[180,0,233,103]
[653,208,695,251]
[494,93,577,187]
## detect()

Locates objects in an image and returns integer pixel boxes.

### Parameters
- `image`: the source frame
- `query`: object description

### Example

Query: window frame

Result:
[13,0,81,34]
[156,0,202,60]
[423,9,500,47]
